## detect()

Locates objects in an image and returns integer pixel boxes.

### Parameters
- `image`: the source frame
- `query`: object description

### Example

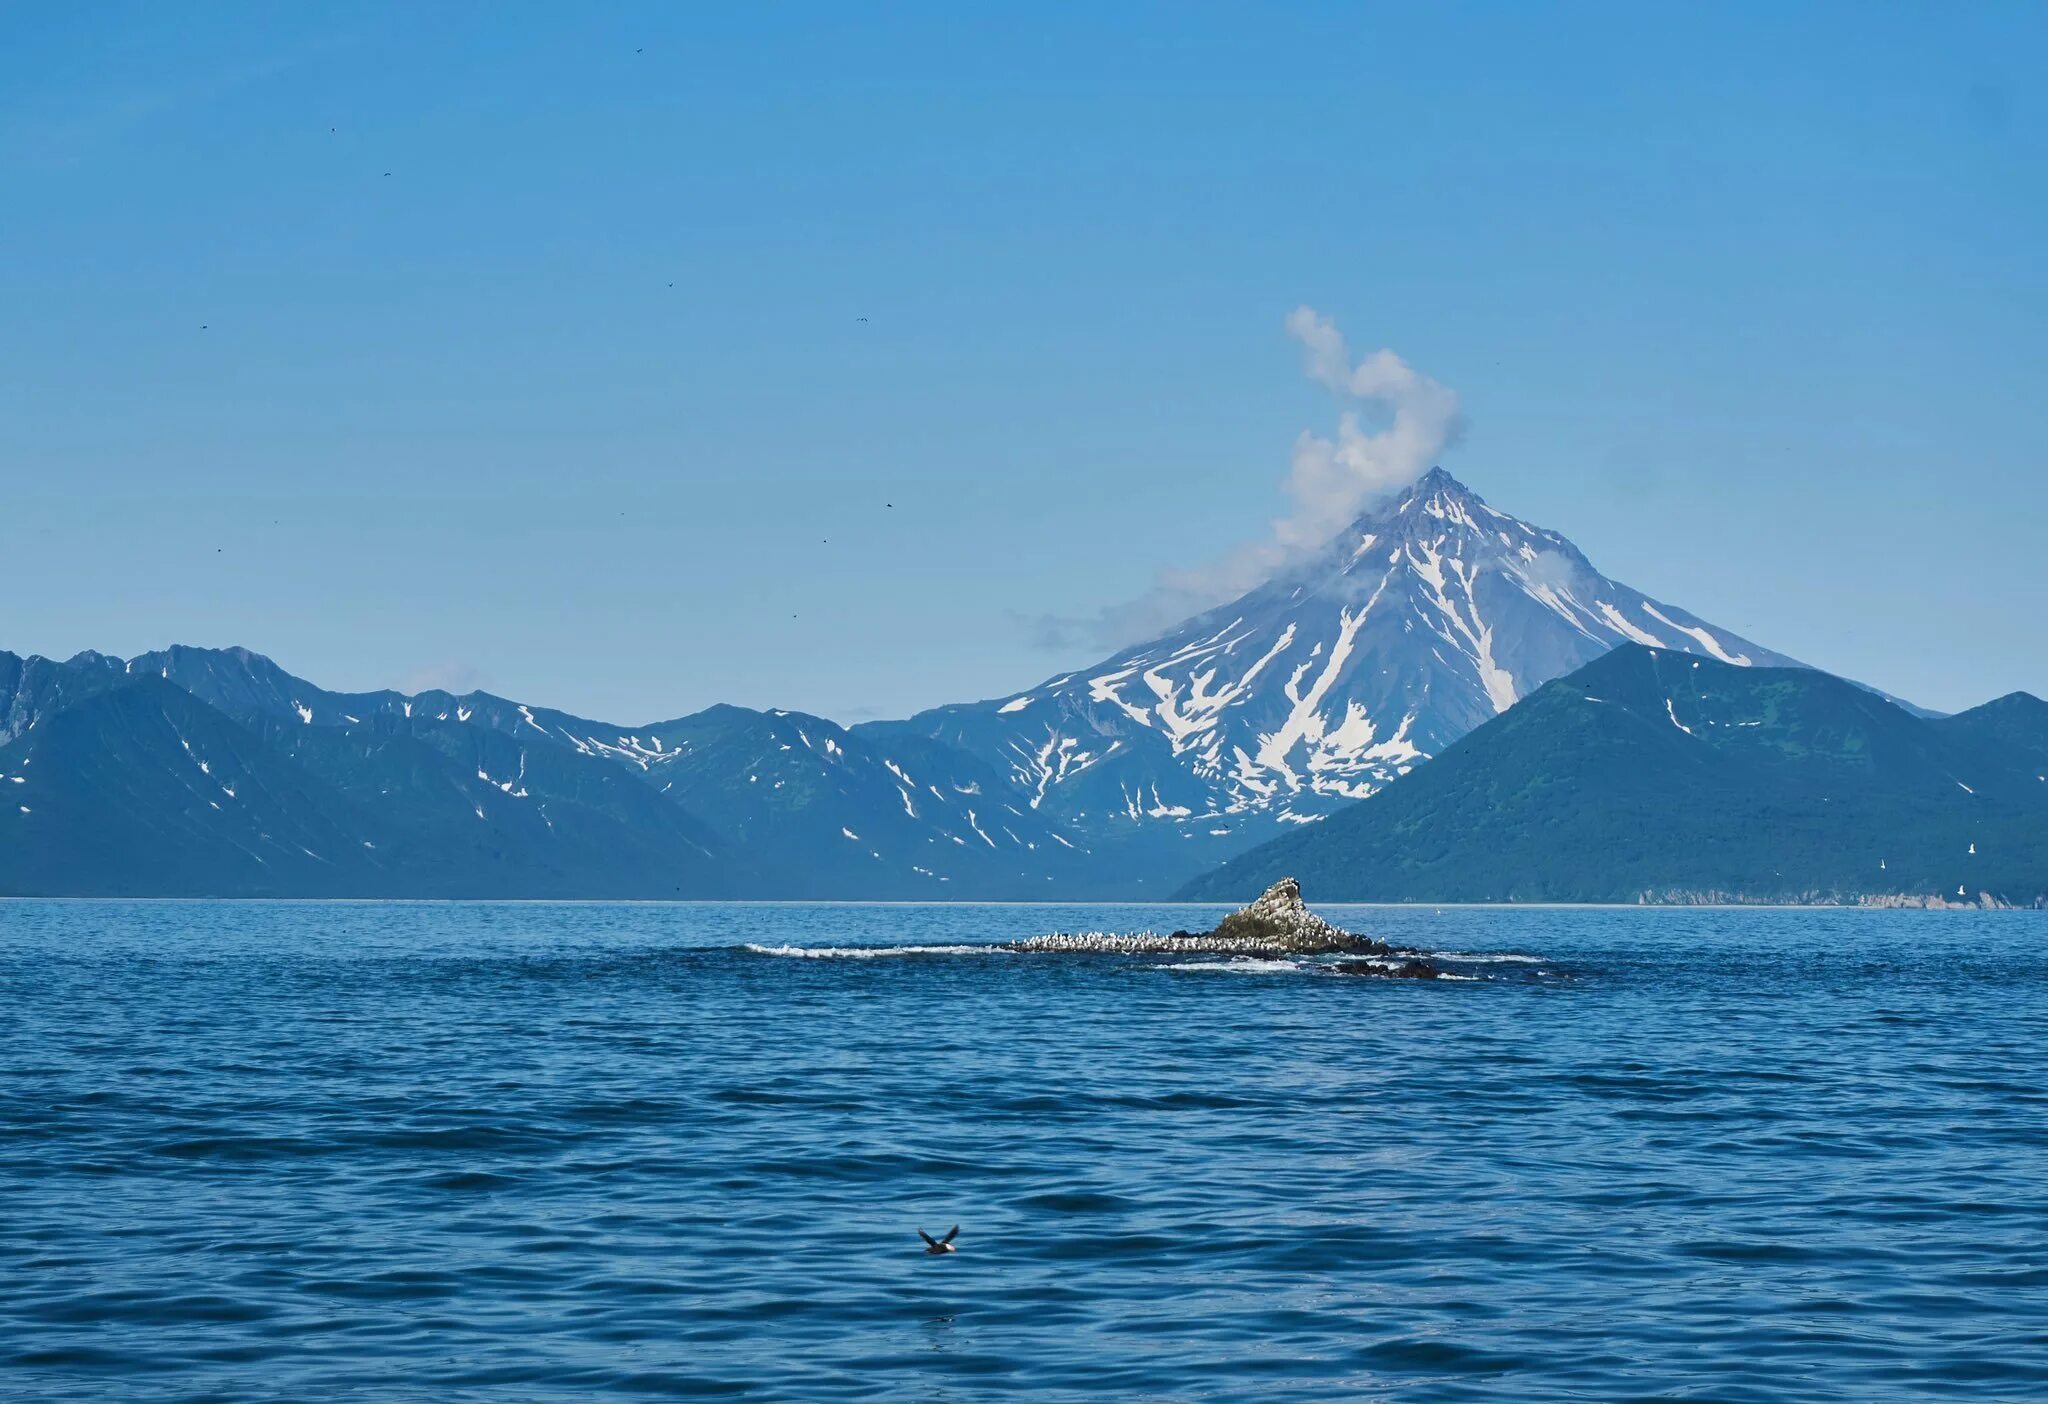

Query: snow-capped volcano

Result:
[866,468,1800,860]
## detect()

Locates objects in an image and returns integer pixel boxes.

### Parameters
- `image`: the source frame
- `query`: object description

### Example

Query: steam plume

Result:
[1028,308,1461,650]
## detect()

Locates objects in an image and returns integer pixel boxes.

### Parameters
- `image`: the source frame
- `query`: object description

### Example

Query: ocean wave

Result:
[1160,958,1308,974]
[740,943,1001,959]
[1426,951,1546,963]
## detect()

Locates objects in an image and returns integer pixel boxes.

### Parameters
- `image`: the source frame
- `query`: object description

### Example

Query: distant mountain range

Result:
[0,648,1087,898]
[1182,646,2048,907]
[8,468,2032,902]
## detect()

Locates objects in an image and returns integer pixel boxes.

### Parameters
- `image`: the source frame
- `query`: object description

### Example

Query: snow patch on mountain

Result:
[877,468,1800,851]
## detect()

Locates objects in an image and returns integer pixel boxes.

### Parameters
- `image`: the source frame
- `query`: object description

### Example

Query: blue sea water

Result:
[1,901,2044,1402]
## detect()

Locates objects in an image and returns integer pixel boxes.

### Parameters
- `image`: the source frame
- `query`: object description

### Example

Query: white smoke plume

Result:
[1028,307,1461,650]
[1277,306,1462,551]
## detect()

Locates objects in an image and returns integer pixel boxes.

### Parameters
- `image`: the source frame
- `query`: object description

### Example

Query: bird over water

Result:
[919,1226,959,1255]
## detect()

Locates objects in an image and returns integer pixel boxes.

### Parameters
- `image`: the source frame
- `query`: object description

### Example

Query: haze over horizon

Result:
[4,4,2043,722]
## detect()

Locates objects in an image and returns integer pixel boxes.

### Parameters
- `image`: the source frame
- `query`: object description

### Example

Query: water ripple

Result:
[1,900,2044,1401]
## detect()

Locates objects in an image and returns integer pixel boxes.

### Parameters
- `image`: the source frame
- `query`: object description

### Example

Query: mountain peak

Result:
[1336,465,1519,558]
[1395,465,1484,510]
[1409,464,1464,496]
[1354,466,1495,538]
[64,649,124,672]
[1976,691,2047,712]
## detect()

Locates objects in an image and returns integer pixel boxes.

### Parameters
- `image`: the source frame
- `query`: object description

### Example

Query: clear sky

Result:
[3,3,2042,722]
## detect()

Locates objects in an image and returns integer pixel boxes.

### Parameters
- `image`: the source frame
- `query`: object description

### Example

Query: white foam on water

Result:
[741,943,1000,959]
[1426,951,1546,963]
[1160,958,1306,974]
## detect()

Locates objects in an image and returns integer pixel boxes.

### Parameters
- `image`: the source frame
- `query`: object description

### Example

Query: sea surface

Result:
[2,901,2044,1402]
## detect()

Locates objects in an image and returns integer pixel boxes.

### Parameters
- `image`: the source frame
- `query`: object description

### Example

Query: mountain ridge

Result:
[5,468,1991,901]
[1179,646,2048,906]
[1,647,1095,898]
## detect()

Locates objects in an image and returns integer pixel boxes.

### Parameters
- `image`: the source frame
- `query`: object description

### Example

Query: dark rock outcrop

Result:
[1009,878,1443,977]
[1201,877,1363,952]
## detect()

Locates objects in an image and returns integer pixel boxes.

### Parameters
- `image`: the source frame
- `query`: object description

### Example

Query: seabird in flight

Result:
[919,1226,959,1255]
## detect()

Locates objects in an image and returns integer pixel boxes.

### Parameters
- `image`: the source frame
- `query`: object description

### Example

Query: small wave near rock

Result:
[743,942,997,959]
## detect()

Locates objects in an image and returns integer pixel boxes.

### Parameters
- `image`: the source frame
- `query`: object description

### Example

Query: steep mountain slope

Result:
[1937,693,2048,770]
[0,672,750,899]
[869,468,1801,884]
[153,641,1099,896]
[1182,647,2048,905]
[0,678,403,897]
[0,647,1098,898]
[261,713,744,898]
[614,705,1092,897]
[2,650,136,741]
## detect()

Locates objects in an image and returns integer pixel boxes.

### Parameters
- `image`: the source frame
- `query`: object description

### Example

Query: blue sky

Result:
[3,3,2042,721]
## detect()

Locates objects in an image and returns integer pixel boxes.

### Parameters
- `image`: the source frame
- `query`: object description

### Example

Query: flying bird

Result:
[919,1226,960,1255]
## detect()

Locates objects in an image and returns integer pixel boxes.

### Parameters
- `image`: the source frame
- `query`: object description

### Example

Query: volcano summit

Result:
[864,467,1799,886]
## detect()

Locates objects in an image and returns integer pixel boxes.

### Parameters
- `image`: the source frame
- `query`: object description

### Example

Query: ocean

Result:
[3,901,2043,1401]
